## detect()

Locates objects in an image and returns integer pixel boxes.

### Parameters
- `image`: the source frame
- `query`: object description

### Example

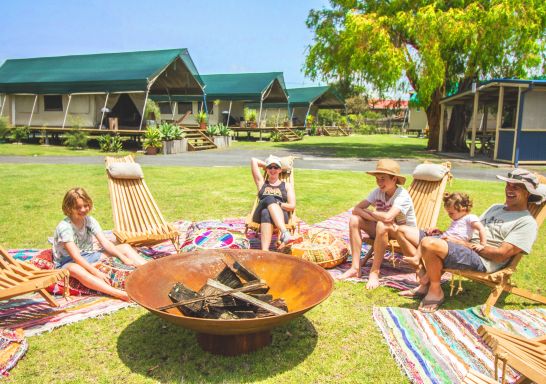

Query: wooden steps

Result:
[322,126,349,136]
[181,127,217,151]
[273,127,301,142]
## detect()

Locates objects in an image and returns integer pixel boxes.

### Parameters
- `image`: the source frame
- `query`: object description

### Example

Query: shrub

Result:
[195,111,208,124]
[206,124,220,136]
[64,129,88,149]
[270,131,283,142]
[142,127,162,150]
[12,126,30,143]
[158,122,184,141]
[145,99,161,123]
[295,129,306,139]
[0,116,10,140]
[217,124,232,136]
[98,134,123,152]
[243,108,257,122]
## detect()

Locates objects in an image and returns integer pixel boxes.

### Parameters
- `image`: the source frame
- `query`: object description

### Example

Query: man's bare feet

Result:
[336,267,361,280]
[366,271,381,290]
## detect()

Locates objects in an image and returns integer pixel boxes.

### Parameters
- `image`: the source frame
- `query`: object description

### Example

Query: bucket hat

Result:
[496,168,543,203]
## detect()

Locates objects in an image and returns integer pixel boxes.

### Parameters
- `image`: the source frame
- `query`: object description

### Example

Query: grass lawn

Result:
[0,143,135,157]
[1,164,544,383]
[233,134,434,159]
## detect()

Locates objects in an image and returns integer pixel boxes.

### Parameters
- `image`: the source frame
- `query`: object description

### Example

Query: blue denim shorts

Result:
[55,251,102,269]
[443,242,486,272]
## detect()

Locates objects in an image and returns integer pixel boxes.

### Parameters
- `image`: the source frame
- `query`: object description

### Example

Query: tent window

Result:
[158,102,172,115]
[177,102,192,114]
[44,95,63,112]
[198,101,214,115]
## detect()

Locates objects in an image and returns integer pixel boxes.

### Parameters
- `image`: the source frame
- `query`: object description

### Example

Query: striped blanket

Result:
[373,305,546,384]
[0,295,132,337]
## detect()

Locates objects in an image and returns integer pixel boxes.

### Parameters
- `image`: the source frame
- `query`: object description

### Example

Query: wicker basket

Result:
[291,228,348,269]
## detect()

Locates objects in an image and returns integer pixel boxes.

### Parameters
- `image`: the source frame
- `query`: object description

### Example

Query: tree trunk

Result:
[443,78,474,151]
[426,88,442,150]
[444,104,470,151]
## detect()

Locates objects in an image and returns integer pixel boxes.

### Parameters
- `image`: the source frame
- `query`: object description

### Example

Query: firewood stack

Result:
[160,261,288,319]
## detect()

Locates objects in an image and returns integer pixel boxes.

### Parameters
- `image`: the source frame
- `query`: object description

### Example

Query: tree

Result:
[305,1,546,150]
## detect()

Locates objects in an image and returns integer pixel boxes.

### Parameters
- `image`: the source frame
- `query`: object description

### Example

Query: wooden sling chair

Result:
[477,325,546,384]
[245,162,299,235]
[361,162,452,265]
[0,246,69,307]
[445,197,546,316]
[105,155,180,251]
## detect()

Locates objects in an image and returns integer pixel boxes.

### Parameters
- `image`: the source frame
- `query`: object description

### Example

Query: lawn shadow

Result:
[270,140,430,159]
[117,313,318,382]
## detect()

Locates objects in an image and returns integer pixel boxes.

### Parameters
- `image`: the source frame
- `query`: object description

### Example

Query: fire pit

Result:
[125,249,334,355]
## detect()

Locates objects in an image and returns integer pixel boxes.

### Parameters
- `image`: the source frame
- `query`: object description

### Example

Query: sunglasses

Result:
[267,165,280,170]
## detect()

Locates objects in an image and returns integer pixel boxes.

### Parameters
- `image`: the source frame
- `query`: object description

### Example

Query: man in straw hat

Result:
[338,159,417,289]
[403,168,541,312]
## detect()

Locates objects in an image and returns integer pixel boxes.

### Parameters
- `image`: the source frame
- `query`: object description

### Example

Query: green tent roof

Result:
[0,48,204,94]
[201,72,288,102]
[247,86,345,109]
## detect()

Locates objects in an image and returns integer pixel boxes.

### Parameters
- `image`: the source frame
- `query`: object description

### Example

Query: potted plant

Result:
[145,99,161,127]
[208,123,232,148]
[244,108,257,128]
[158,122,187,154]
[142,127,162,155]
[195,110,208,130]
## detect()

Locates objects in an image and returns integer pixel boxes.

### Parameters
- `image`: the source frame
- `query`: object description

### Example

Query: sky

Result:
[0,0,331,88]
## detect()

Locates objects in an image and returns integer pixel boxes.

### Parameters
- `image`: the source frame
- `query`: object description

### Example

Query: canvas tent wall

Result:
[439,79,546,165]
[247,86,345,126]
[153,72,289,126]
[0,48,204,129]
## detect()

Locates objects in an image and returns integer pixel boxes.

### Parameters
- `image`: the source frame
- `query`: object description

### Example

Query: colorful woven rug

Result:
[0,294,132,337]
[373,305,546,384]
[0,328,27,377]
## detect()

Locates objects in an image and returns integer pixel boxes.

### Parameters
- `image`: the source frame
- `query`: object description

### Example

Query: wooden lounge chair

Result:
[105,155,180,250]
[245,161,299,235]
[361,162,452,265]
[478,325,546,384]
[0,246,69,307]
[445,197,546,316]
[462,368,499,384]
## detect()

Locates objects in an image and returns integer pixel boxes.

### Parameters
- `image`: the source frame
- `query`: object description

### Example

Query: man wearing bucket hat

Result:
[338,159,417,289]
[404,168,541,312]
[250,155,296,250]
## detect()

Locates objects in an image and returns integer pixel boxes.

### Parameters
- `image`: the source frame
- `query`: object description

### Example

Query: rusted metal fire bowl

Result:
[126,249,334,355]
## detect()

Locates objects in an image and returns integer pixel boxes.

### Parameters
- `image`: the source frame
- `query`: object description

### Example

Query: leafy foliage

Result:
[243,107,257,122]
[305,1,546,148]
[195,110,208,124]
[64,129,88,150]
[144,99,161,122]
[0,116,10,139]
[98,134,123,152]
[158,122,184,141]
[142,127,162,150]
[12,126,30,143]
[270,131,283,142]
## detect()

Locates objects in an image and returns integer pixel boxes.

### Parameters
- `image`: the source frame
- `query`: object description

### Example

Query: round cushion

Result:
[96,257,135,290]
[291,229,348,268]
[181,229,250,252]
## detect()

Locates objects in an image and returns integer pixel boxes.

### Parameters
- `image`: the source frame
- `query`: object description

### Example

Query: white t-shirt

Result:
[52,216,102,264]
[470,204,537,272]
[366,186,417,227]
[443,213,480,241]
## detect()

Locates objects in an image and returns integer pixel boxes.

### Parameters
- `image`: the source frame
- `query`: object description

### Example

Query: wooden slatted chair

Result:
[105,155,180,251]
[445,197,546,316]
[0,246,69,307]
[462,368,499,384]
[245,162,299,235]
[478,325,546,384]
[361,162,452,265]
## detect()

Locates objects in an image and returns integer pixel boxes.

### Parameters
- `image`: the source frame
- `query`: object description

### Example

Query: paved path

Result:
[0,147,513,182]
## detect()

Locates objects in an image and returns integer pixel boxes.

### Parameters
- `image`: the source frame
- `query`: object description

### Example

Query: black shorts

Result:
[443,241,487,272]
[252,195,288,224]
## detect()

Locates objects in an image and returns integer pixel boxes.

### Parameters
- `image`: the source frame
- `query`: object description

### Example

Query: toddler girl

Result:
[404,192,487,266]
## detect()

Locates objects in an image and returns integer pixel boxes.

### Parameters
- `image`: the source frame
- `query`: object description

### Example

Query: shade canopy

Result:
[247,85,345,109]
[0,48,204,95]
[202,72,288,102]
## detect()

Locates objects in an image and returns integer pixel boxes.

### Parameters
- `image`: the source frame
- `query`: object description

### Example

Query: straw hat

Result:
[366,159,406,185]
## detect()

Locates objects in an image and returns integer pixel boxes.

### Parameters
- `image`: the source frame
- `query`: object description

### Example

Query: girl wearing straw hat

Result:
[337,159,416,289]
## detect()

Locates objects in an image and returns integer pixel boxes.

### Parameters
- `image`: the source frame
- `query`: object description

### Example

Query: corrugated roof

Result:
[0,48,204,94]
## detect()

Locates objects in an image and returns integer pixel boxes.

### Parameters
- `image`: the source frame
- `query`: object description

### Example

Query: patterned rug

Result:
[373,305,546,384]
[0,294,132,337]
[0,329,27,377]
